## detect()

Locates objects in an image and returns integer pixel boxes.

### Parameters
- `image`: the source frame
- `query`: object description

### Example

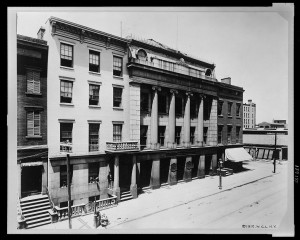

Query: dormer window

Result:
[137,49,147,61]
[205,68,212,77]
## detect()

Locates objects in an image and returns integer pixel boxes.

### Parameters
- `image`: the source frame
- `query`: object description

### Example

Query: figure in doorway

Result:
[107,172,113,189]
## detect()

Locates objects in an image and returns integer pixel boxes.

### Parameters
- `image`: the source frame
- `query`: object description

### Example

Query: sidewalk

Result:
[30,159,288,232]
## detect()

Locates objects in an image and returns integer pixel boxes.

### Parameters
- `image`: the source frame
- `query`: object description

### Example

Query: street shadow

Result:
[225,161,253,174]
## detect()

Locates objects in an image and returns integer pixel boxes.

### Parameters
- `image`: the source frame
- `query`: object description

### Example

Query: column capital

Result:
[152,86,161,92]
[186,91,193,97]
[170,89,178,95]
[199,94,206,100]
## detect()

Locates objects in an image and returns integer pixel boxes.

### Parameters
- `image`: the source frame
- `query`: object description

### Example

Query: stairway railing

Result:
[45,186,57,212]
[17,192,25,221]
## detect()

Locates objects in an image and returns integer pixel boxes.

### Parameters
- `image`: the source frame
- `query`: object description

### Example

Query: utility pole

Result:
[121,21,122,37]
[218,158,223,190]
[273,132,277,173]
[66,154,72,229]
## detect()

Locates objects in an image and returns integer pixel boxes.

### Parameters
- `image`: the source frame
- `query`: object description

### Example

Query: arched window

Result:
[137,49,147,61]
[205,68,212,76]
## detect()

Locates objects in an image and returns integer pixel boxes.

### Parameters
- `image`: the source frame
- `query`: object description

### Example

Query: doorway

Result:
[139,160,152,188]
[119,156,133,192]
[177,157,185,181]
[21,165,42,198]
[205,155,212,175]
[160,158,170,184]
[192,155,199,178]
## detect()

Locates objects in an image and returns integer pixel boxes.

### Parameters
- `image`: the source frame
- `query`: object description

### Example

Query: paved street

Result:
[31,159,289,234]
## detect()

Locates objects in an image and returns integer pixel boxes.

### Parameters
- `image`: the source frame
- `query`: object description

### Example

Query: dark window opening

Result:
[228,102,232,116]
[60,165,73,187]
[236,103,241,117]
[158,126,166,146]
[113,87,123,107]
[175,126,181,145]
[204,98,212,120]
[218,125,223,144]
[236,126,240,143]
[140,125,148,149]
[60,201,73,208]
[218,101,223,116]
[175,96,183,116]
[158,93,168,114]
[205,69,212,76]
[113,56,122,76]
[89,50,100,73]
[88,162,100,183]
[227,126,232,144]
[89,84,100,106]
[141,92,150,112]
[190,97,197,118]
[203,127,208,145]
[190,127,196,145]
[60,43,73,68]
[137,49,147,61]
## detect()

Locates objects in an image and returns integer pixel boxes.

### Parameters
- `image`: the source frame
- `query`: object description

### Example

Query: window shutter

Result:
[34,113,40,135]
[27,112,34,136]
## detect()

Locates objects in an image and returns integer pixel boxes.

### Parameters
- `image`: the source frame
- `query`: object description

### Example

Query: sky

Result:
[15,7,291,124]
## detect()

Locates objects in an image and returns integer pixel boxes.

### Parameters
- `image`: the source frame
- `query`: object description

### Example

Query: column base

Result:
[183,142,191,148]
[167,142,177,149]
[151,184,161,190]
[130,184,138,199]
[169,181,177,186]
[196,141,204,147]
[184,178,192,183]
[198,175,205,179]
[113,187,120,202]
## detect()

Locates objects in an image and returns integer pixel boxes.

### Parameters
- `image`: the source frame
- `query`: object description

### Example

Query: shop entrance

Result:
[119,156,133,192]
[160,158,170,184]
[139,160,152,189]
[205,155,212,175]
[192,155,199,178]
[177,157,185,181]
[21,165,42,198]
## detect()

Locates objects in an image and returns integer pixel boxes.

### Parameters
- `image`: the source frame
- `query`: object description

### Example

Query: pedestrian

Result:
[107,172,113,189]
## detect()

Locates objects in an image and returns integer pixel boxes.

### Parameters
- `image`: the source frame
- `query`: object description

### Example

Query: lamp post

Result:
[218,158,223,190]
[273,132,277,173]
[66,153,72,229]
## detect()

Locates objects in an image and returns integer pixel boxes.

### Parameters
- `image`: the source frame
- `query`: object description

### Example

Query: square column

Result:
[197,155,205,178]
[42,160,48,194]
[210,154,218,176]
[184,156,192,182]
[18,163,21,197]
[168,157,177,185]
[150,158,160,189]
[150,86,161,150]
[130,155,138,198]
[113,155,120,201]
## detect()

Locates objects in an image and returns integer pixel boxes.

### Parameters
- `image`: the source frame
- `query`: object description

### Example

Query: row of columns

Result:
[113,153,218,200]
[151,86,205,149]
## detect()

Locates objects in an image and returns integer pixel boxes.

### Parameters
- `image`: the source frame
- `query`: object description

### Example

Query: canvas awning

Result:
[225,148,253,162]
[21,161,44,167]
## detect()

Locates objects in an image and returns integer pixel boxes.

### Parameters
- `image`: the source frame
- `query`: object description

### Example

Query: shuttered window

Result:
[27,70,40,94]
[27,111,40,136]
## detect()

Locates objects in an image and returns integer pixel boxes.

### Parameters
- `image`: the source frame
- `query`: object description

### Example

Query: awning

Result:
[21,161,44,167]
[225,148,253,162]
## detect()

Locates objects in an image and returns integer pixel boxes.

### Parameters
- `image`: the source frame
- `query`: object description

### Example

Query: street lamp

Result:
[218,158,224,190]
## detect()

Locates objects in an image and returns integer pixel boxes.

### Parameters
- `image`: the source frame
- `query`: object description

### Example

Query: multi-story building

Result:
[243,99,256,129]
[42,17,244,207]
[17,33,48,199]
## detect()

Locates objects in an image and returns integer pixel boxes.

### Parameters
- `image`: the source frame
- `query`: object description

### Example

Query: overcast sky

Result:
[15,7,290,124]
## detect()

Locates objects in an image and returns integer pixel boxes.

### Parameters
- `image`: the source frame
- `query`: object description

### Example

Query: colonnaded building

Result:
[17,16,244,228]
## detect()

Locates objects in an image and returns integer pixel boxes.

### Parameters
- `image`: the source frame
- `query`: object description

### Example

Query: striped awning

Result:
[21,161,44,167]
[225,148,253,162]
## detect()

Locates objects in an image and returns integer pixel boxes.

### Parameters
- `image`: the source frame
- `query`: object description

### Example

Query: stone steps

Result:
[120,191,133,202]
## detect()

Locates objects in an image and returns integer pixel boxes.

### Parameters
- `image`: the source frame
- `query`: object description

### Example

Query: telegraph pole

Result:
[66,154,72,229]
[273,132,277,173]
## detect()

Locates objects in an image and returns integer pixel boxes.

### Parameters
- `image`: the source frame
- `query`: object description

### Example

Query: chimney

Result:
[221,77,231,85]
[37,26,45,40]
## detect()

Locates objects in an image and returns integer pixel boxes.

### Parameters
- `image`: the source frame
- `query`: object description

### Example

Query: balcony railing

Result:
[130,58,217,82]
[106,141,139,151]
[60,142,73,153]
[55,194,117,221]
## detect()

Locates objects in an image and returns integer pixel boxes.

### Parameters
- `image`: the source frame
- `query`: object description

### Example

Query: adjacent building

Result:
[17,33,48,199]
[243,99,256,129]
[39,17,244,208]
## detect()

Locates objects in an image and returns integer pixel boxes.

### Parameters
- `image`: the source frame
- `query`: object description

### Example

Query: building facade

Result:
[17,33,48,198]
[243,99,256,129]
[42,17,244,207]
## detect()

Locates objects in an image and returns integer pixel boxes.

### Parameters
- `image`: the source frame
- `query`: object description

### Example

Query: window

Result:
[88,162,99,183]
[27,111,40,136]
[140,125,148,149]
[227,126,232,144]
[204,99,211,120]
[218,125,223,144]
[236,103,241,117]
[113,87,123,107]
[113,124,122,142]
[60,123,73,152]
[26,70,40,94]
[89,50,100,73]
[158,93,167,114]
[60,165,73,187]
[203,127,208,145]
[60,43,73,68]
[175,126,181,145]
[236,126,240,143]
[175,96,183,115]
[89,84,100,106]
[190,97,197,118]
[137,49,147,61]
[60,80,73,103]
[228,102,232,116]
[113,56,122,76]
[158,126,166,146]
[218,100,223,116]
[190,127,195,145]
[89,123,100,152]
[141,92,150,112]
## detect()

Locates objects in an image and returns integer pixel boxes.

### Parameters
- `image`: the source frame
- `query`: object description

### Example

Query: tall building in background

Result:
[243,99,256,129]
